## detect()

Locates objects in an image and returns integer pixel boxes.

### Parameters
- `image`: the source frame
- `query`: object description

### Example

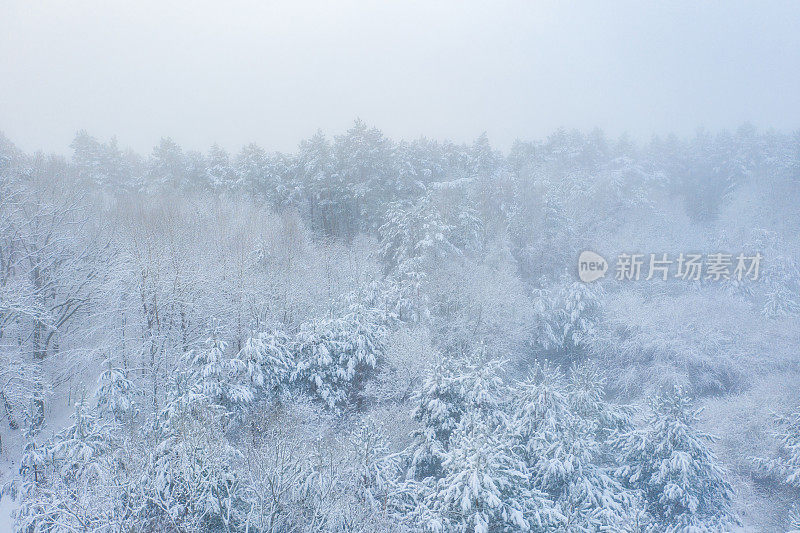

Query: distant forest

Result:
[0,122,799,531]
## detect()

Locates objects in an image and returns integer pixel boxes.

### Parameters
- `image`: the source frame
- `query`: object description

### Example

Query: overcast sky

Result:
[1,0,799,155]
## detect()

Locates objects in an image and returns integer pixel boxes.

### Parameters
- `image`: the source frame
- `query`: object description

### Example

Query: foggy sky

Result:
[1,0,799,155]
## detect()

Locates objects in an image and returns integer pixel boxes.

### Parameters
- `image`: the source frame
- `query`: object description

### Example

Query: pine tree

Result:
[614,387,736,532]
[189,328,232,404]
[148,137,189,191]
[333,119,395,233]
[510,363,633,530]
[207,144,235,192]
[294,130,341,234]
[13,398,121,531]
[754,406,800,487]
[762,256,800,318]
[349,421,399,508]
[291,306,387,410]
[378,195,459,279]
[347,278,421,326]
[189,324,296,409]
[426,419,557,533]
[96,361,137,422]
[70,130,127,191]
[234,142,271,199]
[405,356,506,480]
[233,328,294,398]
[141,375,246,532]
[390,355,568,531]
[549,279,603,362]
[405,359,461,480]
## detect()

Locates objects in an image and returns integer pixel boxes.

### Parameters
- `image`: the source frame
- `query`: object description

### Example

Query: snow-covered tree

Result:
[234,142,270,198]
[754,406,800,487]
[70,130,130,191]
[424,419,558,533]
[613,388,736,532]
[188,327,234,404]
[206,144,235,192]
[404,355,506,480]
[392,356,574,532]
[550,280,603,361]
[187,324,294,409]
[510,363,633,530]
[379,195,460,279]
[140,377,246,532]
[333,119,396,233]
[290,306,387,410]
[292,130,343,234]
[349,421,398,508]
[379,185,482,278]
[0,159,108,431]
[233,328,294,398]
[96,361,137,422]
[148,137,189,191]
[762,256,800,318]
[13,398,122,531]
[347,278,423,326]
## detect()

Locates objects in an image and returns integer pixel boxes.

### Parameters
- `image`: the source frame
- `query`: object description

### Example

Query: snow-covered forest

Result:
[0,122,798,531]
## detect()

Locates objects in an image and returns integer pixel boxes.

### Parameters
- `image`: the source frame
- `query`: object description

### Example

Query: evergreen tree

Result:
[405,356,506,480]
[141,375,246,532]
[149,137,189,191]
[333,119,395,233]
[14,399,121,531]
[70,130,127,191]
[378,189,482,281]
[290,306,388,410]
[294,130,341,234]
[234,142,272,200]
[349,421,398,508]
[510,363,633,530]
[207,144,235,192]
[754,406,800,487]
[234,328,294,399]
[426,419,557,533]
[96,361,138,422]
[613,388,736,532]
[549,280,603,361]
